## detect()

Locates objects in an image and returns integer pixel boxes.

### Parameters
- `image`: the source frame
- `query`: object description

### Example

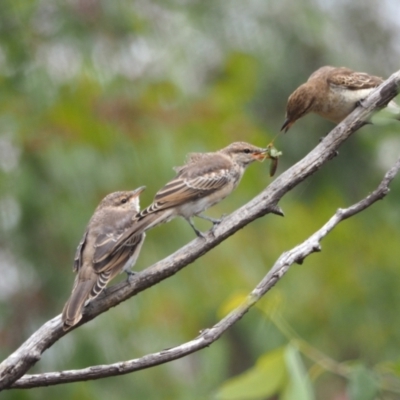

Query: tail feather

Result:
[110,211,173,262]
[136,209,175,232]
[62,270,111,330]
[62,280,95,330]
[91,270,112,298]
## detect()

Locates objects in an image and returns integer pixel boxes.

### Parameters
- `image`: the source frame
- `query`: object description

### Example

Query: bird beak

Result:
[253,149,269,162]
[132,186,146,196]
[280,117,293,133]
[130,186,146,210]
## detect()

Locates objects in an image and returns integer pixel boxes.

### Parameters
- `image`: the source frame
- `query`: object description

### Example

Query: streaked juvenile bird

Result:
[281,66,400,132]
[62,187,146,330]
[122,142,268,238]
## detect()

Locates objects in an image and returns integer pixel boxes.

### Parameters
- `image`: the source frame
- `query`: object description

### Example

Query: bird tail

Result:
[62,270,111,330]
[137,208,173,231]
[131,208,175,236]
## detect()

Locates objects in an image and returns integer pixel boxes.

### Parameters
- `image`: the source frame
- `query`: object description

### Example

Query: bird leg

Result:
[198,213,226,236]
[197,213,223,225]
[185,217,206,238]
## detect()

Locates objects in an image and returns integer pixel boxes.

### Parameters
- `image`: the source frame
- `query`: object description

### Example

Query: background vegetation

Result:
[1,1,400,399]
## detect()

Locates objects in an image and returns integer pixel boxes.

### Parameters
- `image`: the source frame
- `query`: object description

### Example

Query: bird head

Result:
[281,83,316,133]
[223,142,268,167]
[99,187,146,213]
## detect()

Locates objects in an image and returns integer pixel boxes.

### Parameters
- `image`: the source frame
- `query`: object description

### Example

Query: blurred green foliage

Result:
[1,0,400,399]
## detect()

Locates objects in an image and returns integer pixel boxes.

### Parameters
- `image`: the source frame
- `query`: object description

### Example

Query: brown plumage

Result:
[281,66,399,132]
[117,142,268,239]
[62,188,146,330]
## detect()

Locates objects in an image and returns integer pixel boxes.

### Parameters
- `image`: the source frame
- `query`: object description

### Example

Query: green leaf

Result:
[347,364,379,400]
[281,344,314,400]
[215,347,287,400]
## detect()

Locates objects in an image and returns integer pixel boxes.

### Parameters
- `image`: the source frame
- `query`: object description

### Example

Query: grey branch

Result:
[1,70,400,391]
[8,156,400,389]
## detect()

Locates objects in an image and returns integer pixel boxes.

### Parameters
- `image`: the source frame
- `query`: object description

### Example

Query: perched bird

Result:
[121,142,268,239]
[62,187,146,330]
[281,66,400,132]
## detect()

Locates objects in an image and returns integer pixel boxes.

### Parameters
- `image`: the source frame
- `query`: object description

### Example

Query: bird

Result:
[119,142,268,239]
[281,66,400,132]
[62,187,146,330]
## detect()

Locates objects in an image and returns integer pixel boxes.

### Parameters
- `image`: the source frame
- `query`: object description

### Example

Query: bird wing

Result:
[328,68,383,90]
[148,155,232,213]
[91,212,144,273]
[73,231,88,272]
[92,230,144,273]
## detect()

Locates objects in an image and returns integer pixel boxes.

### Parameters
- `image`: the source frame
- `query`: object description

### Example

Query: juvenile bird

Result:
[62,188,146,330]
[122,142,268,239]
[281,66,400,132]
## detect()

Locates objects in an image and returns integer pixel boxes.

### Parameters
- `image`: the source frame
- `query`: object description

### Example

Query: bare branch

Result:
[9,156,400,389]
[0,70,399,391]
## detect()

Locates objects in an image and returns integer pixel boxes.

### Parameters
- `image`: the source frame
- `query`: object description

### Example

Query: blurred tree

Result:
[1,0,400,399]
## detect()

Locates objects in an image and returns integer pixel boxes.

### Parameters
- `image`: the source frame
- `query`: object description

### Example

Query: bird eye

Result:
[243,148,251,154]
[121,197,128,204]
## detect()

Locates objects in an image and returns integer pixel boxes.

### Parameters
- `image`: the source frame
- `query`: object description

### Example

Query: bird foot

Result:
[125,270,137,283]
[356,98,367,109]
[194,228,207,239]
[209,216,224,225]
[210,214,226,235]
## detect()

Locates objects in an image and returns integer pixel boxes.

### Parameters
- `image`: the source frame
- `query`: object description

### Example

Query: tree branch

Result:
[1,70,399,391]
[9,156,400,389]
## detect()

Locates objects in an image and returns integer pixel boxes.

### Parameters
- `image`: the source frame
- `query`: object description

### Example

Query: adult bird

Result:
[281,66,399,132]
